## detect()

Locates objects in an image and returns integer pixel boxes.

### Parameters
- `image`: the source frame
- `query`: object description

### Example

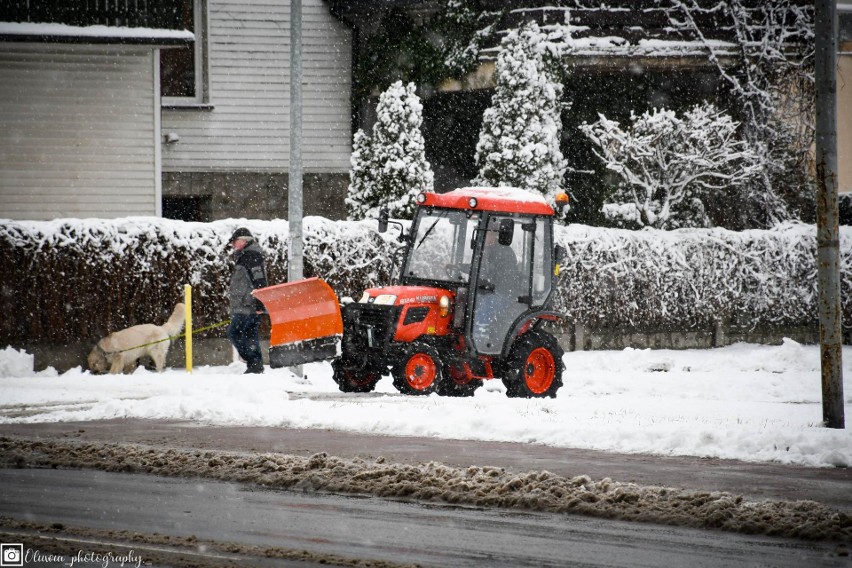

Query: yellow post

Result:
[184,284,193,374]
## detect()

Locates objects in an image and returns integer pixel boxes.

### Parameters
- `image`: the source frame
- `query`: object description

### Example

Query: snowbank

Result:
[0,341,849,469]
[0,346,33,378]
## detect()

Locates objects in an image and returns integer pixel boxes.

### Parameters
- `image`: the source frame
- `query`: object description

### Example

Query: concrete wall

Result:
[28,322,822,374]
[553,322,820,353]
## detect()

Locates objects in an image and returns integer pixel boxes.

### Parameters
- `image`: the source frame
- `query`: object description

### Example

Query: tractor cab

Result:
[398,188,559,359]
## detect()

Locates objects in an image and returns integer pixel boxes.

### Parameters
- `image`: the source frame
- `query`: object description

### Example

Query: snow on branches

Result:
[660,0,815,224]
[580,103,761,230]
[440,0,503,76]
[662,0,813,138]
[346,81,434,221]
[440,1,814,227]
[473,22,567,200]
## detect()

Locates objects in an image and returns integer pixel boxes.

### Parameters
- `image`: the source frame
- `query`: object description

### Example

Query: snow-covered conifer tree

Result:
[472,22,567,199]
[580,103,760,230]
[346,81,434,220]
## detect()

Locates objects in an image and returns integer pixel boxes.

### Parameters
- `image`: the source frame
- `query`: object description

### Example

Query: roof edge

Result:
[0,22,194,45]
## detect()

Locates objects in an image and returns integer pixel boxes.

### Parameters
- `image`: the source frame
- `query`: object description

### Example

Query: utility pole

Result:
[288,0,304,376]
[288,0,303,284]
[815,0,845,429]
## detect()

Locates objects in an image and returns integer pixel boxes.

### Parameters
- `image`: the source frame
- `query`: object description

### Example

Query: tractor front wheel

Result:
[437,362,482,397]
[332,359,382,393]
[392,343,441,395]
[503,331,564,398]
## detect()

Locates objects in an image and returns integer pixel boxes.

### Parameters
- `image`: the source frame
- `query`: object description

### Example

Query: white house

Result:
[0,1,354,222]
[0,23,192,220]
[160,0,353,221]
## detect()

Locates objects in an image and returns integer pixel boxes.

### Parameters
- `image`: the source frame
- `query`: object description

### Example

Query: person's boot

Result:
[244,360,264,374]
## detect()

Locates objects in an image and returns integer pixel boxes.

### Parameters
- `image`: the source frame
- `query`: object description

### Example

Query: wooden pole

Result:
[184,284,193,374]
[815,0,844,428]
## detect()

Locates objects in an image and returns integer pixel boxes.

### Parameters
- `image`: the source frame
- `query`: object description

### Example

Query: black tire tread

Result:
[502,330,564,398]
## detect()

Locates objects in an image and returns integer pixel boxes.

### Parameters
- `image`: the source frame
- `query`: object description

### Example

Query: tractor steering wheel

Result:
[445,263,464,281]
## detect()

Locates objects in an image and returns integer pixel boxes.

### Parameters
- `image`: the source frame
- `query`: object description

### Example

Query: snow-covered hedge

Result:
[0,217,398,343]
[554,222,850,330]
[0,217,844,345]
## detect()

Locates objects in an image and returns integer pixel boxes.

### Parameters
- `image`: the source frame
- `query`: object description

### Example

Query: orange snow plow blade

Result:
[252,277,343,368]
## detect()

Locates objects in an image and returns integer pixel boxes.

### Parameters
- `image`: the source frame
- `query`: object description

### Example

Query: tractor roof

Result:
[420,187,555,216]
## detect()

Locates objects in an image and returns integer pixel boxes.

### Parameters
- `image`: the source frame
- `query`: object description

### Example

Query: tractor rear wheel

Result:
[332,359,382,393]
[392,343,441,395]
[503,331,564,398]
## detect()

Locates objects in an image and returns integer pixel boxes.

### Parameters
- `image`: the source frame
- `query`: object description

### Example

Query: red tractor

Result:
[253,186,567,398]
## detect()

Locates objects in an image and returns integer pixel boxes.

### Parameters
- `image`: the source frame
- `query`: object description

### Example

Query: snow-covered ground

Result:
[1,340,850,468]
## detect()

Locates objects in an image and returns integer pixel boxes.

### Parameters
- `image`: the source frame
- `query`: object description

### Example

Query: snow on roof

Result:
[480,18,738,61]
[483,35,737,60]
[425,186,555,215]
[458,186,549,204]
[0,21,194,44]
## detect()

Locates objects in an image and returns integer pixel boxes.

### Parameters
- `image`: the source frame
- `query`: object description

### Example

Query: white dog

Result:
[88,303,186,374]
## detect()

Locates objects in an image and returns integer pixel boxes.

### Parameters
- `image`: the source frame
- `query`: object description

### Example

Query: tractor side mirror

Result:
[498,218,514,246]
[377,208,408,243]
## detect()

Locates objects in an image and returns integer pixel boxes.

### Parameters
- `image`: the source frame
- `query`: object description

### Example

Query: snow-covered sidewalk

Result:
[1,340,850,468]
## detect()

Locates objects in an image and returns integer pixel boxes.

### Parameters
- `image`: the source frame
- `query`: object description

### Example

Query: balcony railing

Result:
[0,1,182,29]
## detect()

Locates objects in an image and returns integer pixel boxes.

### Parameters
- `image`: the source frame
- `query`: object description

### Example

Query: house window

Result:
[161,0,205,104]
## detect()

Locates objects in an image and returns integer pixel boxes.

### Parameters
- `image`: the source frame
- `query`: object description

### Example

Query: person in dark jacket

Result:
[226,227,268,374]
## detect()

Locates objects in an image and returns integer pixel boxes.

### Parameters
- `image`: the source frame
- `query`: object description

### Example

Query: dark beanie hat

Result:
[229,227,253,243]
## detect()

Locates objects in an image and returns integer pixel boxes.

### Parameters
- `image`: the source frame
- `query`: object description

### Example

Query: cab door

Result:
[470,215,532,355]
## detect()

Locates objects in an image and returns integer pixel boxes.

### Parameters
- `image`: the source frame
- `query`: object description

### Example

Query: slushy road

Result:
[0,468,843,568]
[1,419,849,511]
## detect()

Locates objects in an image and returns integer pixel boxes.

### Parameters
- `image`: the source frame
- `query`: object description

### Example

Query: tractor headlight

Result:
[374,294,398,305]
[439,295,450,317]
[468,197,478,208]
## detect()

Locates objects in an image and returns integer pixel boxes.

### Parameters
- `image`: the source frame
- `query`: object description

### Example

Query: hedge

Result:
[0,217,397,344]
[554,222,848,330]
[0,217,846,345]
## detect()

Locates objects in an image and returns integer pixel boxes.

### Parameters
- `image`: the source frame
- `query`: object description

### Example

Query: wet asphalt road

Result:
[0,468,846,568]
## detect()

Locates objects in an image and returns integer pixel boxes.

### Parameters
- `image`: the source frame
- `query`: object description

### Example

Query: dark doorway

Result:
[162,195,211,222]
